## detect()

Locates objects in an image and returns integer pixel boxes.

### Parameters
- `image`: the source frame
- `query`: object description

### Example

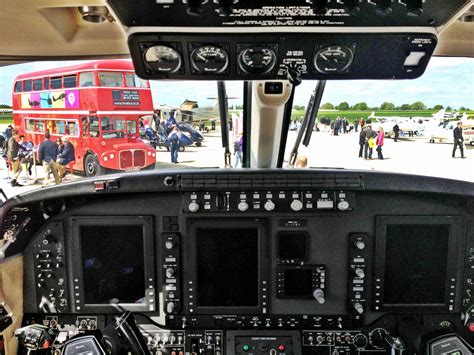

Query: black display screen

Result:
[81,225,145,305]
[383,224,449,305]
[283,269,313,297]
[278,233,307,261]
[196,228,259,307]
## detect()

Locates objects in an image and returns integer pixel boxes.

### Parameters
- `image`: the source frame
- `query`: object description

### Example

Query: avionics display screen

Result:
[81,225,145,305]
[283,269,312,297]
[196,228,259,307]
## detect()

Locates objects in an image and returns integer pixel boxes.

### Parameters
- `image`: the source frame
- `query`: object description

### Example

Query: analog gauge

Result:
[238,46,277,74]
[145,45,182,74]
[314,45,354,74]
[190,45,229,74]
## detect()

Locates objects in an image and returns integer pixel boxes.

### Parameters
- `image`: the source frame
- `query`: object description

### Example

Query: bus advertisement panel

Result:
[12,60,156,176]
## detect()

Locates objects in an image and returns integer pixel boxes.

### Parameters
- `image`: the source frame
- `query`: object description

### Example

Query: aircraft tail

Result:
[432,109,446,120]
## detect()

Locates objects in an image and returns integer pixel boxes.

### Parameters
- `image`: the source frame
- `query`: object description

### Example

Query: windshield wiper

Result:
[288,80,326,167]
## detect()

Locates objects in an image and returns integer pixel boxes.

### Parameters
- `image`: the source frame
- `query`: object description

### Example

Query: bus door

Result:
[80,115,100,169]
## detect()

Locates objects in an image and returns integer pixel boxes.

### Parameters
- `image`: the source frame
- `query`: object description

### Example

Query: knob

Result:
[354,268,365,278]
[43,230,56,244]
[403,0,423,17]
[54,262,62,269]
[373,0,393,16]
[166,268,175,279]
[337,200,350,211]
[238,201,249,211]
[313,288,325,304]
[342,0,361,15]
[166,302,176,313]
[353,302,364,314]
[353,334,368,348]
[216,0,236,16]
[355,240,365,250]
[290,199,303,211]
[163,176,175,187]
[188,201,200,212]
[264,200,275,211]
[186,0,205,16]
[165,240,175,249]
[307,0,328,15]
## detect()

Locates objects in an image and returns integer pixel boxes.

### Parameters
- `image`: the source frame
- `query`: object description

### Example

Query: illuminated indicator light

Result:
[42,339,52,349]
[243,345,250,351]
[278,345,285,351]
[468,323,474,332]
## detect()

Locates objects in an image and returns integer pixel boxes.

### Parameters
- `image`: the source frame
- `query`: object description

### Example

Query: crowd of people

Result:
[3,128,75,187]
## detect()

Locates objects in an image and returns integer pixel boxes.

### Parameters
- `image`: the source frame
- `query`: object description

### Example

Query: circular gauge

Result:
[314,45,354,74]
[368,328,389,349]
[191,45,229,74]
[238,46,277,74]
[145,45,182,74]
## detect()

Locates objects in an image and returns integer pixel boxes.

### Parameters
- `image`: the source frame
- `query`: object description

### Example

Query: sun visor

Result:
[107,0,471,80]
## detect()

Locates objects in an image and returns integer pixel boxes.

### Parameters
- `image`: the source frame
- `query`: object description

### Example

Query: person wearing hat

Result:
[57,136,75,179]
[167,125,182,164]
[452,121,465,158]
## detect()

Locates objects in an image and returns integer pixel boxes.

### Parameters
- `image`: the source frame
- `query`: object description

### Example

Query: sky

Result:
[0,57,472,109]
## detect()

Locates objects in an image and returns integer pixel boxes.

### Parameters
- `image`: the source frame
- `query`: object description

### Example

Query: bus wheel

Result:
[84,155,104,177]
[179,146,185,152]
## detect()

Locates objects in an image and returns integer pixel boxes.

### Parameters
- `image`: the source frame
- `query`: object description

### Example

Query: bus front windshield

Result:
[101,116,137,139]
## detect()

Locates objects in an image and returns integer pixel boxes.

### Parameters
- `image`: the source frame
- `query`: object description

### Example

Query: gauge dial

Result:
[314,45,354,74]
[238,46,277,74]
[145,45,182,74]
[191,45,229,74]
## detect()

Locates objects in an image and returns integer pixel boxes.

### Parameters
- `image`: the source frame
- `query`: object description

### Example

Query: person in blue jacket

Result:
[167,125,182,164]
[38,132,60,184]
[57,136,75,179]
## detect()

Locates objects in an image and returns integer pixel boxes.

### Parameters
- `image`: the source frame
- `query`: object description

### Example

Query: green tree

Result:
[399,104,411,110]
[336,102,350,110]
[380,102,396,110]
[321,102,334,110]
[0,104,12,108]
[410,101,427,110]
[446,105,452,111]
[432,104,444,110]
[352,102,368,110]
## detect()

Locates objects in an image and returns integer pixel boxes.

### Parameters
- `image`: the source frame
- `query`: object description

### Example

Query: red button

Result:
[42,339,52,349]
[468,323,474,332]
[278,345,285,351]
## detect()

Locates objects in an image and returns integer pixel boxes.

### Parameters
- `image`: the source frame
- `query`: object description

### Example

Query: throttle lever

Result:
[384,334,407,355]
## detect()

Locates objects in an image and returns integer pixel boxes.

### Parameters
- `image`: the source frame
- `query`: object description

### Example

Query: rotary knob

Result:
[264,200,275,211]
[312,288,325,304]
[353,334,368,348]
[166,268,175,279]
[165,240,175,249]
[238,201,249,211]
[354,268,365,278]
[186,0,206,16]
[188,201,200,213]
[290,199,303,211]
[353,302,364,314]
[337,200,350,211]
[166,302,176,313]
[355,240,365,250]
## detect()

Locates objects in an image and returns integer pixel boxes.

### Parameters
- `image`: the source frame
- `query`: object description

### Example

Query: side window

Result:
[51,77,62,89]
[98,72,123,87]
[44,78,50,90]
[24,80,32,92]
[79,72,95,87]
[14,81,22,92]
[82,116,89,136]
[33,79,43,91]
[89,116,100,137]
[64,75,77,88]
[26,119,35,131]
[135,75,148,88]
[68,121,78,136]
[125,73,135,87]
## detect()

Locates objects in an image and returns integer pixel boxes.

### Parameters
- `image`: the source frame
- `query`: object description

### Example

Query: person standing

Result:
[452,121,465,158]
[353,119,359,133]
[364,125,376,160]
[334,117,341,136]
[359,117,365,130]
[358,127,366,158]
[342,118,349,134]
[393,123,400,142]
[234,135,243,168]
[38,132,60,184]
[168,125,182,163]
[19,135,34,178]
[376,127,385,160]
[57,136,75,179]
[7,129,24,186]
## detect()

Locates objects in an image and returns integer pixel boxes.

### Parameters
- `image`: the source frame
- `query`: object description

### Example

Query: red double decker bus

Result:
[12,60,156,176]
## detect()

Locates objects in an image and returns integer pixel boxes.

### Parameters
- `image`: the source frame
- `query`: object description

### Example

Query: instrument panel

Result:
[1,170,473,354]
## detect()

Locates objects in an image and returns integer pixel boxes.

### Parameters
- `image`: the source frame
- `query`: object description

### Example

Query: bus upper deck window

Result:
[64,75,77,88]
[44,77,49,90]
[24,80,32,92]
[33,79,42,91]
[79,72,95,87]
[125,73,148,88]
[14,81,22,92]
[51,76,62,89]
[98,72,123,87]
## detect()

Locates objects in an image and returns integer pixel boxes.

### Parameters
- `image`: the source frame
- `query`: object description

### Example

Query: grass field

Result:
[0,114,13,124]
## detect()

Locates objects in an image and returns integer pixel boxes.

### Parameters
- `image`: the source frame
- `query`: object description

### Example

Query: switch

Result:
[313,288,325,304]
[215,0,237,16]
[403,51,426,67]
[307,0,329,15]
[188,201,200,212]
[400,0,423,17]
[238,201,249,211]
[371,0,393,16]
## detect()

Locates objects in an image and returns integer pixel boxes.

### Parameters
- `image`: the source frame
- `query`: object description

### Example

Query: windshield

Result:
[0,57,472,195]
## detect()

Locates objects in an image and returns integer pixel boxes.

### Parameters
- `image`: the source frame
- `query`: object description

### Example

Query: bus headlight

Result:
[152,153,156,157]
[104,156,108,161]
[110,154,115,159]
[147,151,152,156]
